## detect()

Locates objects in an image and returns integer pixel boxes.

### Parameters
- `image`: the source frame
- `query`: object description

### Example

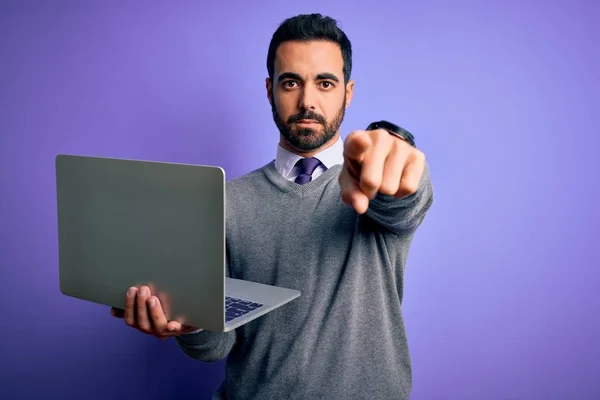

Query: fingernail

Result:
[127,288,136,297]
[140,286,148,297]
[148,298,156,307]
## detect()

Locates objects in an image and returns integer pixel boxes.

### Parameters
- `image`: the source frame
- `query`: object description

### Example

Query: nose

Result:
[299,85,316,110]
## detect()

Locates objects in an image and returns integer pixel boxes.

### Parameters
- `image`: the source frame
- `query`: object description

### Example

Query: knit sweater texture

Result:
[176,160,434,399]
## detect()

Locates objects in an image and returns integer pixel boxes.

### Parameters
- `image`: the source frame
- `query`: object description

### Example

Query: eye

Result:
[283,80,299,89]
[320,81,334,89]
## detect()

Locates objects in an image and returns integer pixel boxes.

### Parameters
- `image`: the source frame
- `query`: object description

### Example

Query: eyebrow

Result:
[277,72,302,82]
[277,72,340,83]
[316,73,340,83]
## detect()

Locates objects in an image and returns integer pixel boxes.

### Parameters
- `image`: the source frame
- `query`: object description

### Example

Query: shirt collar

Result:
[275,136,344,179]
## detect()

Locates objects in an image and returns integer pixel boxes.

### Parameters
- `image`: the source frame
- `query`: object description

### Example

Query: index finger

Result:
[344,131,372,163]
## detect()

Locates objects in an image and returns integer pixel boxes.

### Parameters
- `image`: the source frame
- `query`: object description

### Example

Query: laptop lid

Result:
[55,154,227,331]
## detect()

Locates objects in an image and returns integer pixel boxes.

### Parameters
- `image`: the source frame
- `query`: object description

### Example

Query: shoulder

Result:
[225,161,276,220]
[226,160,276,203]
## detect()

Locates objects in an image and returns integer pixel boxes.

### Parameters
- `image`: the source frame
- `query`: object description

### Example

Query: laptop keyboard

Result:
[226,296,263,323]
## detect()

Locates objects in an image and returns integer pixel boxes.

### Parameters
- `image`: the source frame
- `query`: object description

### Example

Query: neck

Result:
[279,132,340,158]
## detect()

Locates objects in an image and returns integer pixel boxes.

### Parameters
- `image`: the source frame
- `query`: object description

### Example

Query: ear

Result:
[266,77,273,106]
[344,80,355,109]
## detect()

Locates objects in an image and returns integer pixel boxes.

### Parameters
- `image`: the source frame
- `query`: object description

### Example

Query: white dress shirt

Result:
[274,137,344,182]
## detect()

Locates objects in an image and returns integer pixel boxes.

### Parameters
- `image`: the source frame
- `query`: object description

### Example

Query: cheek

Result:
[274,92,297,115]
[324,96,345,117]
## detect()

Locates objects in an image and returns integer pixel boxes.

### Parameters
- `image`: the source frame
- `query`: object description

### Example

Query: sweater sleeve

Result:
[364,161,434,235]
[175,329,236,363]
[174,247,237,362]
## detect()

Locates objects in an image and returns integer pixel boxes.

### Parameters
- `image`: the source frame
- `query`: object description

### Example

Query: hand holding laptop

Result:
[110,285,199,339]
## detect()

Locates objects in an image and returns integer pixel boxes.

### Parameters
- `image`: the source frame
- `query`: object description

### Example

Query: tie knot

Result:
[296,157,321,176]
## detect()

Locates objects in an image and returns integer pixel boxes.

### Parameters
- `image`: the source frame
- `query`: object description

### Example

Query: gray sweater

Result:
[176,160,434,399]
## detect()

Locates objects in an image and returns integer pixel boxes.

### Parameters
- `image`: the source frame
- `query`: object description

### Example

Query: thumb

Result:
[166,321,200,335]
[167,320,184,332]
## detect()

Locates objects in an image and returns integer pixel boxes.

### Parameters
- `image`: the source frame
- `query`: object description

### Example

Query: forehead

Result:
[274,40,344,77]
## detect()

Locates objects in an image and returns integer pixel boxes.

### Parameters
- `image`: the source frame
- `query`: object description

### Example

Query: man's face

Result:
[267,40,354,153]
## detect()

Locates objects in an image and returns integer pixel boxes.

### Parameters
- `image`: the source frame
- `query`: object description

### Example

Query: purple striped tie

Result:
[294,157,323,184]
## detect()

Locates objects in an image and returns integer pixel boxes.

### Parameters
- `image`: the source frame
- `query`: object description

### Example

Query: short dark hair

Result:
[267,13,353,84]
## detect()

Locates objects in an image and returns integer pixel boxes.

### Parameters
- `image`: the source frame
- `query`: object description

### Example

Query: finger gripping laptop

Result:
[55,154,300,332]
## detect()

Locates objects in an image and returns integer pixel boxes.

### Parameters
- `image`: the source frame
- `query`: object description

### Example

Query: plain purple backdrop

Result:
[1,1,599,399]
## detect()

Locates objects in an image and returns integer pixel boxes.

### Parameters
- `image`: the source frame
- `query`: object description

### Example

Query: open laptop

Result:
[55,154,300,332]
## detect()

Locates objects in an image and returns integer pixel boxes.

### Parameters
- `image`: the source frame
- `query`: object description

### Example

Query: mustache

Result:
[288,110,326,125]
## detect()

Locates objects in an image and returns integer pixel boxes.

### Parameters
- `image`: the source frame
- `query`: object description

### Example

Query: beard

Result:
[271,94,346,152]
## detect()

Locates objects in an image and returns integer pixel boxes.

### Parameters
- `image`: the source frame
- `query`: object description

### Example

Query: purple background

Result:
[1,0,598,399]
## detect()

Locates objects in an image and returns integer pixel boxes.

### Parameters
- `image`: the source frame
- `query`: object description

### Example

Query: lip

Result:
[295,120,319,125]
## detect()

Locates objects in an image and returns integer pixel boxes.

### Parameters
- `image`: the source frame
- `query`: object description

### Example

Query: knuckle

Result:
[360,176,379,192]
[369,128,387,142]
[401,180,419,195]
[393,136,405,149]
[379,181,398,195]
[414,149,425,162]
